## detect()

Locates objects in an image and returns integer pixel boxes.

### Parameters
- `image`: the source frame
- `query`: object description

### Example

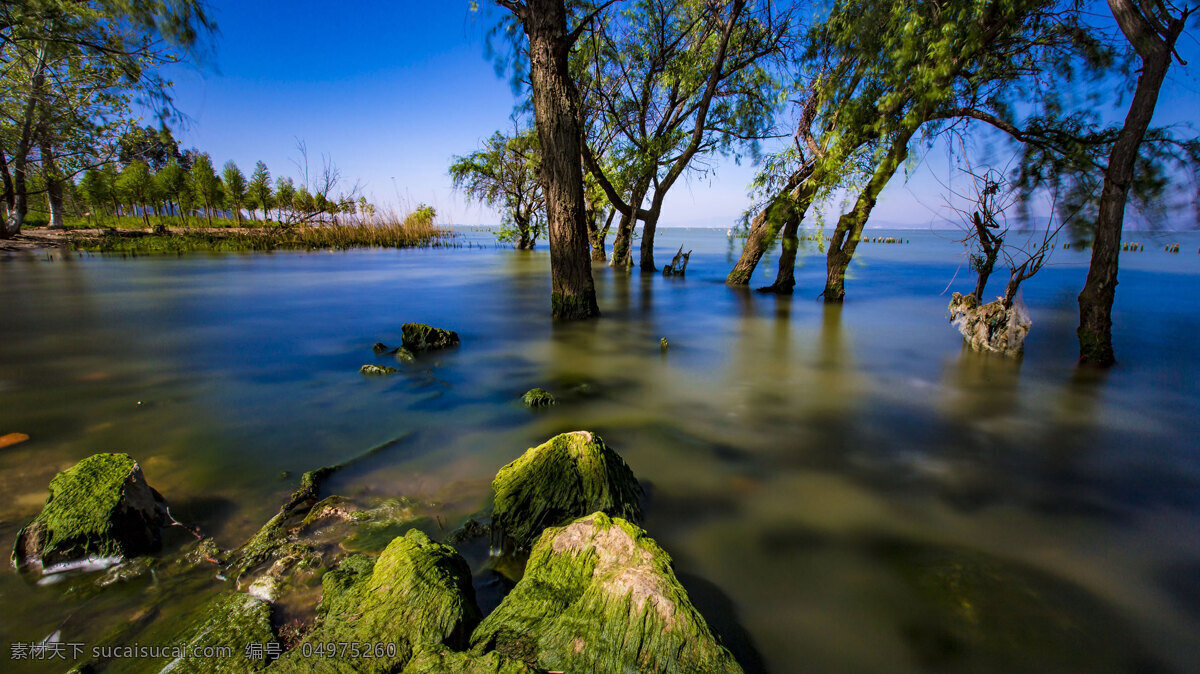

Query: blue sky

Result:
[162,2,1200,229]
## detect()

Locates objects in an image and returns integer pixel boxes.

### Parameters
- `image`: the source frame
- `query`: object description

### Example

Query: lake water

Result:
[1,227,1199,672]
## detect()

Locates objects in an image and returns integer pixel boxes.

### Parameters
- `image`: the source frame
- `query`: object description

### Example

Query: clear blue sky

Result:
[162,2,1200,229]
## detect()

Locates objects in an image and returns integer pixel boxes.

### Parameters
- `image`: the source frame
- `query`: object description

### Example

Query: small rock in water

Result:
[660,337,669,350]
[521,387,556,408]
[394,347,416,363]
[0,432,30,449]
[372,341,394,355]
[360,364,400,376]
[401,323,460,352]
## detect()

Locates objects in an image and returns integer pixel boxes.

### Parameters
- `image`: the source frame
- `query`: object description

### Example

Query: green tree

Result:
[188,153,221,226]
[222,160,247,225]
[579,0,786,271]
[78,168,112,221]
[246,161,272,222]
[154,159,188,224]
[450,127,545,249]
[117,161,154,226]
[0,0,214,238]
[489,0,606,319]
[274,176,295,222]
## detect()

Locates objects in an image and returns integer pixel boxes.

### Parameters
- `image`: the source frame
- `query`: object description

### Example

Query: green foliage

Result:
[450,128,544,247]
[221,160,247,223]
[246,160,273,220]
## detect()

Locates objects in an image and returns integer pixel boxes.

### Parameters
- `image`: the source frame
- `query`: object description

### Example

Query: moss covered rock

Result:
[271,530,481,673]
[360,364,400,376]
[12,453,168,571]
[492,431,642,549]
[163,591,277,673]
[471,512,741,673]
[401,323,460,352]
[520,388,556,408]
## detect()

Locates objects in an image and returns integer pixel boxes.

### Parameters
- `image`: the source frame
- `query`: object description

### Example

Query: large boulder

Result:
[491,431,642,549]
[948,292,1031,357]
[12,453,168,571]
[471,512,742,673]
[161,591,278,673]
[401,323,460,352]
[270,530,481,673]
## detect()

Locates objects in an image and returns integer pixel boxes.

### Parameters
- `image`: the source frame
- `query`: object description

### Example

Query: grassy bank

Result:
[62,210,455,254]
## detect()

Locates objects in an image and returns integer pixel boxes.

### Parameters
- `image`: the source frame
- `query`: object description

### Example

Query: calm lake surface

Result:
[2,227,1199,672]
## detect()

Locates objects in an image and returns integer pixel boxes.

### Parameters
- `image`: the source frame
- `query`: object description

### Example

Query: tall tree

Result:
[246,160,272,222]
[450,127,545,249]
[578,0,785,271]
[188,153,221,226]
[222,160,247,225]
[117,160,153,225]
[1077,0,1193,366]
[154,159,187,224]
[0,0,213,238]
[492,0,605,319]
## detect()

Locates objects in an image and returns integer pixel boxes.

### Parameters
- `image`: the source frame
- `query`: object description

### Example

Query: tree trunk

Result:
[1077,0,1183,367]
[590,208,614,262]
[0,139,14,217]
[610,182,648,268]
[759,179,818,294]
[639,207,660,273]
[727,167,810,286]
[823,130,913,302]
[515,214,534,249]
[518,0,599,319]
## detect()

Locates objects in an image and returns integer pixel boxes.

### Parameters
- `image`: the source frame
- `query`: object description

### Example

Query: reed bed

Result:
[67,209,455,254]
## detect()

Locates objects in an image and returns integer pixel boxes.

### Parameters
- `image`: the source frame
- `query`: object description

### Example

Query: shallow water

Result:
[2,227,1199,672]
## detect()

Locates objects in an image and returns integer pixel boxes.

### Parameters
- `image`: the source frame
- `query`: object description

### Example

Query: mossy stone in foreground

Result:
[163,592,277,673]
[521,388,556,408]
[492,431,641,550]
[401,323,460,352]
[13,453,168,570]
[271,530,481,673]
[471,512,741,673]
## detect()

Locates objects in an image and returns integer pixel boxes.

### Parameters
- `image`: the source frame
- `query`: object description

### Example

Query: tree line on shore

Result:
[453,0,1198,367]
[0,2,371,233]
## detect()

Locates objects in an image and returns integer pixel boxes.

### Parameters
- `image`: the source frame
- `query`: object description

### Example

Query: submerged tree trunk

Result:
[759,179,819,294]
[1077,0,1185,367]
[639,208,660,273]
[727,168,810,286]
[589,208,613,262]
[610,183,648,269]
[513,0,599,319]
[515,214,535,250]
[823,130,913,302]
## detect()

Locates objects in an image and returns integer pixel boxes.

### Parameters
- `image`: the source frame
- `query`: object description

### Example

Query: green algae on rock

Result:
[401,323,460,352]
[471,512,742,673]
[395,347,416,363]
[271,530,481,673]
[12,452,168,571]
[492,431,642,550]
[161,591,278,673]
[520,388,556,408]
[360,364,400,376]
